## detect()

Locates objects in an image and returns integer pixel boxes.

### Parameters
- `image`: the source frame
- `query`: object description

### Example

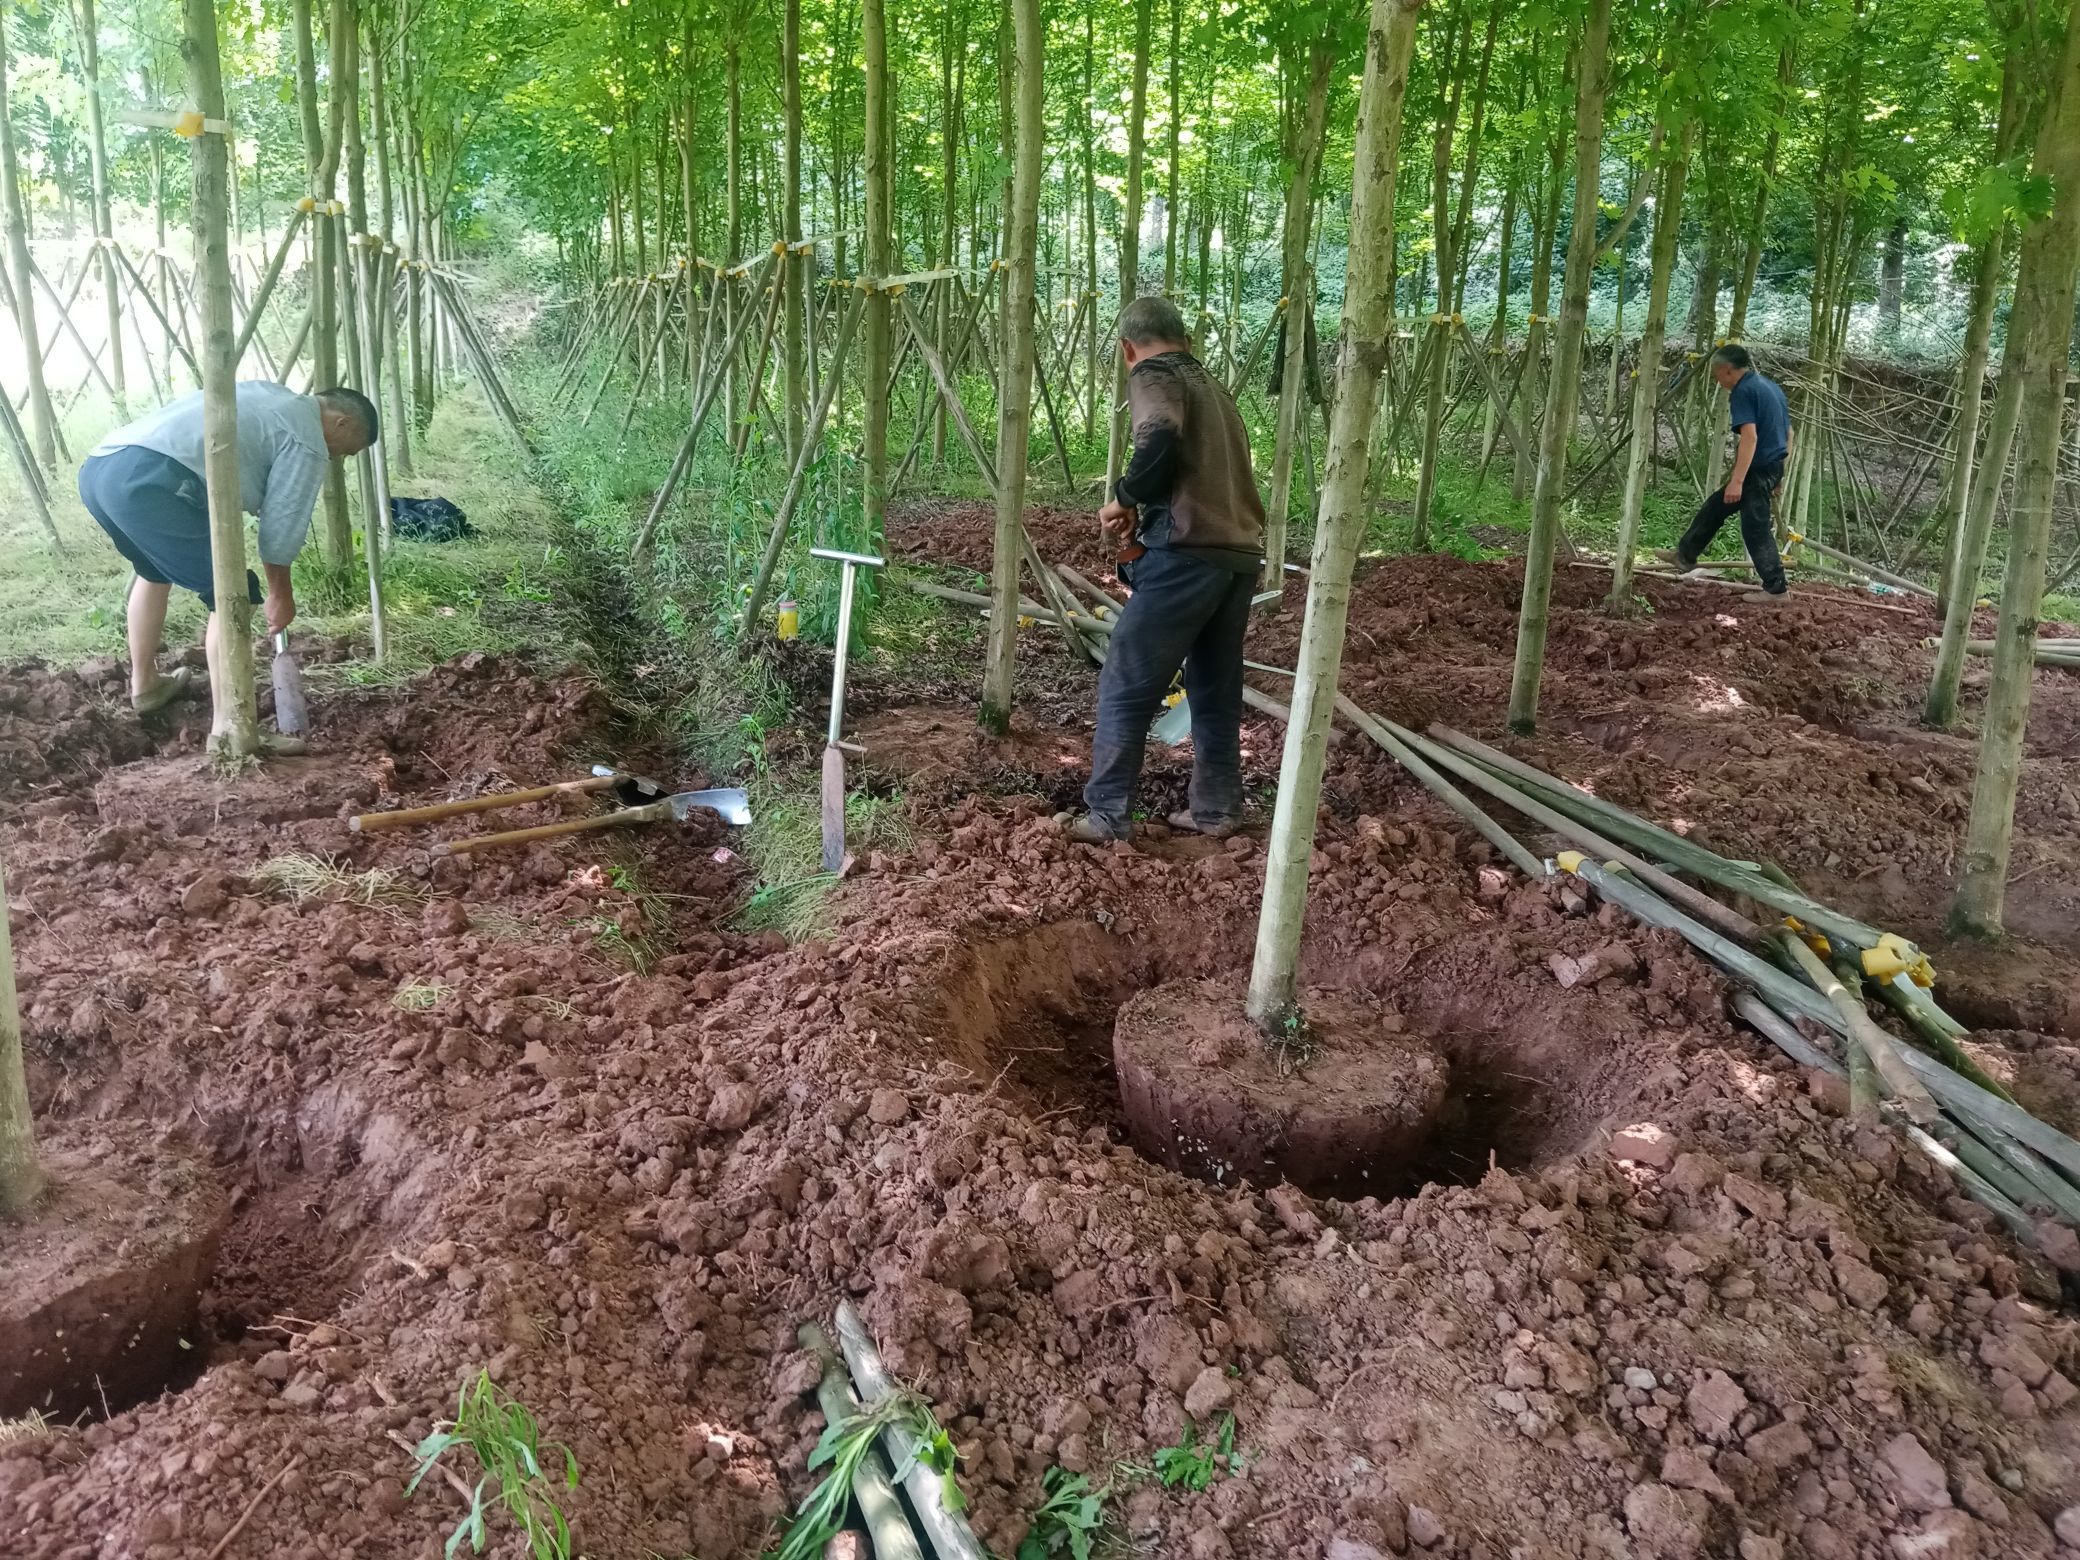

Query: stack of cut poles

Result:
[1354,714,2080,1262]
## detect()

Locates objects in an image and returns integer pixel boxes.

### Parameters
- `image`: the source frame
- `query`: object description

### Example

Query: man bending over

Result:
[1065,296,1266,844]
[79,381,378,712]
[1657,343,1792,597]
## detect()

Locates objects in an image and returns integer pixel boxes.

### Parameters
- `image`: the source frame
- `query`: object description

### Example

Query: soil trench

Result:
[4,538,2080,1560]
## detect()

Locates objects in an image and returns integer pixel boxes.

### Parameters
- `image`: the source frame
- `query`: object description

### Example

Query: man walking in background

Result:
[78,382,378,715]
[1657,343,1793,596]
[1064,297,1266,845]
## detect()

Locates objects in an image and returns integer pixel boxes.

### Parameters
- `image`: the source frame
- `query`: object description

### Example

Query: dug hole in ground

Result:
[5,501,2080,1560]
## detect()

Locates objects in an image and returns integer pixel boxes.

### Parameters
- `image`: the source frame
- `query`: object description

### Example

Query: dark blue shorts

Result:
[78,446,260,612]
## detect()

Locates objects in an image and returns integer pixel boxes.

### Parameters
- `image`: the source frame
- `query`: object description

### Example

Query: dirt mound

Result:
[7,539,2080,1560]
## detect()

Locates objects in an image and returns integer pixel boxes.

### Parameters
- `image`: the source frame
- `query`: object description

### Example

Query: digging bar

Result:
[814,546,885,874]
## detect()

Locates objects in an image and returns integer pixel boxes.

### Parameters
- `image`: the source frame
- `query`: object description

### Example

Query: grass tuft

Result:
[393,979,453,1011]
[731,784,913,940]
[252,852,426,912]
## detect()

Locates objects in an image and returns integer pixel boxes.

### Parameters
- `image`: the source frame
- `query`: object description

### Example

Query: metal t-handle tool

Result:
[811,545,886,873]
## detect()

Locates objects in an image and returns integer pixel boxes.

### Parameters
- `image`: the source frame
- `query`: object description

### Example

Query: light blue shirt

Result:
[94,382,331,565]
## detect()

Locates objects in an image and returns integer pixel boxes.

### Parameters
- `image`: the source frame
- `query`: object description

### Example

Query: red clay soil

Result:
[5,533,2080,1560]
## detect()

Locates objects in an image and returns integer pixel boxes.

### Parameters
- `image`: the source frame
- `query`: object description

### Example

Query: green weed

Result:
[771,1391,964,1560]
[407,1371,578,1560]
[1018,1466,1110,1560]
[1151,1415,1234,1493]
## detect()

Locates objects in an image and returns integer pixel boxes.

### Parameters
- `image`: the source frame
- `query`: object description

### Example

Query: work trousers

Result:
[1675,458,1788,594]
[1083,546,1256,836]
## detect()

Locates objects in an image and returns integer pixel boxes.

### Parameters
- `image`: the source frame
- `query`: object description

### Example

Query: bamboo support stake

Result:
[833,1302,989,1560]
[737,291,867,623]
[0,856,40,1216]
[0,22,55,470]
[233,206,309,370]
[1335,699,1547,881]
[1773,930,1938,1121]
[0,384,60,550]
[798,1323,926,1560]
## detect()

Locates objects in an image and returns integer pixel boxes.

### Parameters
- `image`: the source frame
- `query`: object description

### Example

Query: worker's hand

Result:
[264,590,297,636]
[1098,499,1137,542]
[1723,479,1744,504]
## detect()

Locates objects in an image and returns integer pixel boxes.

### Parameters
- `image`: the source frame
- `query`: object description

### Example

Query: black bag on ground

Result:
[389,496,475,543]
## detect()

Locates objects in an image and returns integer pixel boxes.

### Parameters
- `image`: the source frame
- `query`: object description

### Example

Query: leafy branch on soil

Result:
[407,1372,579,1560]
[1151,1415,1235,1492]
[771,1390,961,1560]
[252,853,426,913]
[1018,1466,1111,1560]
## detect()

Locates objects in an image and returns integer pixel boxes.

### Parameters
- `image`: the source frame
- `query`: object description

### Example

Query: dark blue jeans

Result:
[1084,546,1256,835]
[1675,458,1788,593]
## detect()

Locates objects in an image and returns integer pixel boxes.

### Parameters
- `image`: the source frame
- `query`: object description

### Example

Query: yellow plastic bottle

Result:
[776,599,800,642]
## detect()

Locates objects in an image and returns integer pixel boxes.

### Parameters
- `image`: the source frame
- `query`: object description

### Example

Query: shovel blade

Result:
[271,648,309,736]
[1150,694,1192,747]
[820,745,847,875]
[666,788,754,827]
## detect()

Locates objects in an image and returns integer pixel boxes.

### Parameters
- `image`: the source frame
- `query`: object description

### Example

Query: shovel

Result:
[813,546,885,874]
[430,787,752,857]
[271,632,309,736]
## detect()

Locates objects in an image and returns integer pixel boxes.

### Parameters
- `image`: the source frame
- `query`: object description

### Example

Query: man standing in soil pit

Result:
[1657,343,1793,596]
[1063,296,1267,845]
[77,381,380,723]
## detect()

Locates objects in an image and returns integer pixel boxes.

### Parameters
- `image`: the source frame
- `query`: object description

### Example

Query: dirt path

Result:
[5,529,2080,1560]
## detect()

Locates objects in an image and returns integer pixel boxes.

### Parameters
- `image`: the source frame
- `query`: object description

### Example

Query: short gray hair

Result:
[317,386,380,446]
[1117,295,1189,347]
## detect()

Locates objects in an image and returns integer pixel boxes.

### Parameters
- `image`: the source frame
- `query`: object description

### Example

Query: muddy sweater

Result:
[1114,350,1266,572]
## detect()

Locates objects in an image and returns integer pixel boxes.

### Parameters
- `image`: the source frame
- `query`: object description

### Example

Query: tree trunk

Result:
[1412,4,1468,550]
[1951,10,2080,936]
[78,0,127,412]
[1512,128,1564,501]
[1505,0,1612,732]
[1877,216,1905,337]
[982,0,1044,728]
[862,0,891,559]
[182,0,259,762]
[1246,0,1424,1026]
[1163,0,1182,293]
[782,0,805,455]
[0,22,56,471]
[1260,43,1334,586]
[292,0,351,569]
[1082,8,1098,441]
[0,856,38,1217]
[1104,0,1155,486]
[1607,125,1691,606]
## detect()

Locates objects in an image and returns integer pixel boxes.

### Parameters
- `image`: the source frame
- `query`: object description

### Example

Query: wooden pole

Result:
[1244,0,1423,1027]
[78,0,128,412]
[0,857,38,1217]
[0,14,57,470]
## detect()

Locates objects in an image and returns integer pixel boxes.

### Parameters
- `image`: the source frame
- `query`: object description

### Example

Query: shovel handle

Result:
[431,799,670,858]
[352,775,616,834]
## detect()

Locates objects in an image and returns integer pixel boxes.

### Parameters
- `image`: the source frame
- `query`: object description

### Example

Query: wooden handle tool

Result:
[351,775,616,833]
[430,798,670,858]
